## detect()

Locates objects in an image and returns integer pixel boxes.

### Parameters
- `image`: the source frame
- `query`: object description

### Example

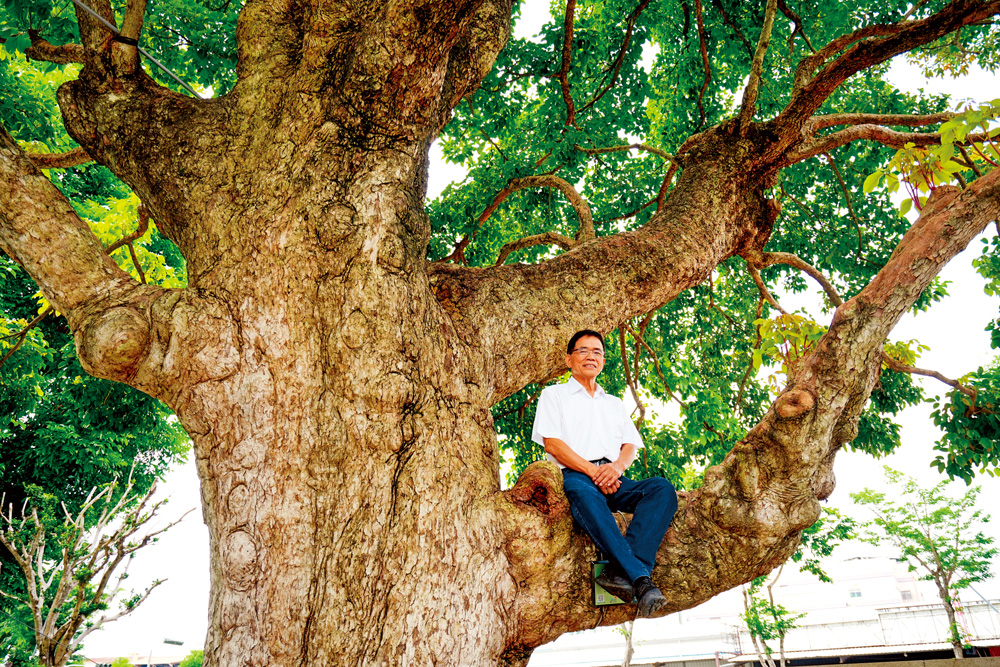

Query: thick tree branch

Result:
[0,125,138,321]
[25,146,93,169]
[24,32,85,64]
[737,0,779,133]
[807,111,958,132]
[500,163,1000,644]
[787,125,991,164]
[428,148,776,402]
[778,0,1000,133]
[0,123,238,397]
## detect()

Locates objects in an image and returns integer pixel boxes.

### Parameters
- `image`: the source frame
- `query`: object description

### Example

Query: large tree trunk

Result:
[3,1,1000,665]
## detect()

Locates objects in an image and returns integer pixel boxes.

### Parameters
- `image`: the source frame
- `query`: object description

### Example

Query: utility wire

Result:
[67,0,203,99]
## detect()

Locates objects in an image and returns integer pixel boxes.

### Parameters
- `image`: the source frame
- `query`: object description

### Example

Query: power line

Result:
[67,0,203,99]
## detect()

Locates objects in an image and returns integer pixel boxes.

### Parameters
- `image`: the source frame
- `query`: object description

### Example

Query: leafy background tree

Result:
[1,11,191,663]
[852,467,997,659]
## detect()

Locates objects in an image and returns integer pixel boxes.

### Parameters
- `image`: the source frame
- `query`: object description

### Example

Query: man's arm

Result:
[544,438,630,495]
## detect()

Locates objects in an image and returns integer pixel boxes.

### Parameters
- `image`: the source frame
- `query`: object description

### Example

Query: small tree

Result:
[851,467,997,659]
[179,650,204,667]
[0,478,190,667]
[741,508,857,667]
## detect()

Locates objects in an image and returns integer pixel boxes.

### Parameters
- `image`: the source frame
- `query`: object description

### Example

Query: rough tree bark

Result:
[2,1,1000,665]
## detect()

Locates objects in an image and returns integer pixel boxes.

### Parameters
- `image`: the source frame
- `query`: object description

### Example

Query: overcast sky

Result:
[73,11,1000,664]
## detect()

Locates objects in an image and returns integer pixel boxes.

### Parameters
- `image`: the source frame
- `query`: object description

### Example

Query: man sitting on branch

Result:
[532,329,678,617]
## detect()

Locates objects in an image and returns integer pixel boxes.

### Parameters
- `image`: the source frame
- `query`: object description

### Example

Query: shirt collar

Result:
[567,375,606,396]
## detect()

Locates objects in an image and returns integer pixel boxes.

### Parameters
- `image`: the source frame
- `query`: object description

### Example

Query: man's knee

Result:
[647,477,677,511]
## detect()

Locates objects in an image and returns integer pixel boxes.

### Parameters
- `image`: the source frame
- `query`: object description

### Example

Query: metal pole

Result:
[67,0,203,99]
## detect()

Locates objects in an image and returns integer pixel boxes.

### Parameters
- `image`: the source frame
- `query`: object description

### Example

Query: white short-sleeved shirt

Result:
[531,376,644,466]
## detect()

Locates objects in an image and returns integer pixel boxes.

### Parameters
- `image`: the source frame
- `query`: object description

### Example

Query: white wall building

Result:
[528,556,1000,667]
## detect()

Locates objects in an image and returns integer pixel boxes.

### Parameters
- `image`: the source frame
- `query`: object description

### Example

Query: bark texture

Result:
[2,1,1000,665]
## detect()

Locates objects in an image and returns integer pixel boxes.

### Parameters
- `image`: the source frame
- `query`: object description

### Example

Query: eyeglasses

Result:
[570,347,604,358]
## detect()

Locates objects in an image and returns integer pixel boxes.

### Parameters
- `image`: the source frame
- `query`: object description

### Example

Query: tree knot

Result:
[774,388,815,420]
[507,461,569,519]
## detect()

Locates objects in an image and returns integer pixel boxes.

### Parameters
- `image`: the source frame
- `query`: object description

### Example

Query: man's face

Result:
[565,335,605,381]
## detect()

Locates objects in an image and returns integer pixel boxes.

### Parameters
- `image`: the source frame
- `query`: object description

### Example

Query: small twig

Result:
[737,0,779,134]
[735,296,766,410]
[880,352,978,402]
[576,143,672,161]
[706,271,737,325]
[823,153,865,265]
[711,0,753,58]
[557,0,578,126]
[598,199,657,226]
[760,251,844,306]
[105,205,150,255]
[777,0,815,54]
[578,0,652,116]
[623,322,684,407]
[477,127,507,161]
[901,0,934,20]
[494,231,576,265]
[446,174,594,264]
[0,307,53,368]
[957,144,983,178]
[126,242,146,283]
[747,264,787,314]
[619,328,646,427]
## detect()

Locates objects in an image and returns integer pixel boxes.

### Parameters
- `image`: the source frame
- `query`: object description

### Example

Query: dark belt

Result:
[590,458,611,465]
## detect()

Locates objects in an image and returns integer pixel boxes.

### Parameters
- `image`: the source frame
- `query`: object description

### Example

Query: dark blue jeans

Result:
[562,465,677,584]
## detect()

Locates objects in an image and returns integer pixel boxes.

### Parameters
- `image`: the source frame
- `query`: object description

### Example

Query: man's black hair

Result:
[567,329,605,354]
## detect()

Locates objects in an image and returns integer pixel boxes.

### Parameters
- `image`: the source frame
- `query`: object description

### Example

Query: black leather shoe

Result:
[595,565,634,603]
[633,576,667,617]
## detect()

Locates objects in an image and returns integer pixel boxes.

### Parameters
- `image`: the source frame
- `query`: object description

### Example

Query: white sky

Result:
[74,11,1000,664]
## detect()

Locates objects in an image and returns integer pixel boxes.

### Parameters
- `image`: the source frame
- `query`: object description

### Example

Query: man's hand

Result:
[591,462,623,495]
